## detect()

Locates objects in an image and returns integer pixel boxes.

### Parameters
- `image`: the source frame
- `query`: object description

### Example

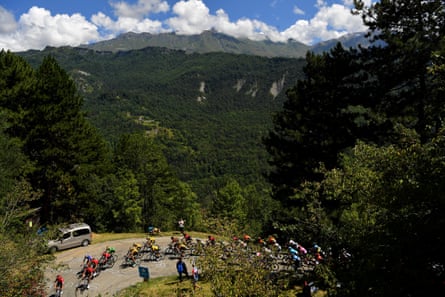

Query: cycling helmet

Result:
[85,254,92,261]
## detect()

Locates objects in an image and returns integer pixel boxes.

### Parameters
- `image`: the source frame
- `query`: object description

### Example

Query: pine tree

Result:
[23,56,111,223]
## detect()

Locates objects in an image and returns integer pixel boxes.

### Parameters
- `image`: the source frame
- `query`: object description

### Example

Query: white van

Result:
[48,223,92,253]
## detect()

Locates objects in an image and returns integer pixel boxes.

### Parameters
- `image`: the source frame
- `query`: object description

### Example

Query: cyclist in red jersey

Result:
[54,274,64,294]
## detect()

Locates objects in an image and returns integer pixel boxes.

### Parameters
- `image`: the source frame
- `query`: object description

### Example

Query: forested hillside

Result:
[19,46,306,203]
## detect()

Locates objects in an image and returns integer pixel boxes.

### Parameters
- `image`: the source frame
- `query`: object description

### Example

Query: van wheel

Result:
[81,240,89,247]
[49,246,57,254]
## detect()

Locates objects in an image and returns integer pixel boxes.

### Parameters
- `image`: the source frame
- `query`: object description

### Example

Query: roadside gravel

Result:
[44,236,191,297]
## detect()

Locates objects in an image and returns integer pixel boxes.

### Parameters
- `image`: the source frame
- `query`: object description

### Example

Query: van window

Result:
[62,232,71,240]
[73,228,90,237]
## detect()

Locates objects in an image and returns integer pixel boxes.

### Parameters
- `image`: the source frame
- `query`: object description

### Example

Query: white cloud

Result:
[0,6,17,34]
[110,0,169,19]
[0,6,99,51]
[293,6,305,16]
[166,0,281,41]
[92,11,166,35]
[282,1,367,44]
[166,0,212,34]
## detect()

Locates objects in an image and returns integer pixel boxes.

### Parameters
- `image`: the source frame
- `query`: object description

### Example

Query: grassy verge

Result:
[91,231,217,245]
[115,275,326,297]
[115,275,212,297]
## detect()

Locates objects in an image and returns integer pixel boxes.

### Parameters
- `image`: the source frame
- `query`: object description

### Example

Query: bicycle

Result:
[164,244,175,255]
[99,253,118,269]
[121,253,141,267]
[54,287,63,297]
[75,276,89,297]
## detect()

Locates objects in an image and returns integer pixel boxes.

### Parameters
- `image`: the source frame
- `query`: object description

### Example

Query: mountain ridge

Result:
[80,30,370,58]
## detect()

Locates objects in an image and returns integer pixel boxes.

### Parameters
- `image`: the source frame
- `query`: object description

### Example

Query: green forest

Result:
[1,1,445,296]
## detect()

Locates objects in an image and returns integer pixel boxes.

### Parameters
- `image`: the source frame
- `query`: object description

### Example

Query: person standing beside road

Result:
[176,257,188,282]
[192,263,201,290]
[178,218,185,233]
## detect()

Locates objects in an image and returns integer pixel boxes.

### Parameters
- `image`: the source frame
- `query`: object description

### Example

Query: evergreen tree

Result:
[23,56,111,223]
[0,112,47,297]
[0,51,37,139]
[114,133,200,231]
[354,0,445,142]
[264,44,385,209]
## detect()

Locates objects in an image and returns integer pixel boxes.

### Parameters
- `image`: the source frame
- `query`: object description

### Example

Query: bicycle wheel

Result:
[75,278,89,297]
[108,254,118,268]
[164,246,174,255]
[55,288,62,297]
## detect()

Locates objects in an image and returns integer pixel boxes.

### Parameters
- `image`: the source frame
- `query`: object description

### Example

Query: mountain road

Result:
[44,236,191,297]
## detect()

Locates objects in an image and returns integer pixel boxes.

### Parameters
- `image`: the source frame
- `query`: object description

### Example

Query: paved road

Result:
[45,236,193,297]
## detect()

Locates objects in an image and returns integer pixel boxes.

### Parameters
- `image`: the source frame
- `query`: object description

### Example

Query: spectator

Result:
[176,257,188,282]
[192,263,201,290]
[178,219,185,233]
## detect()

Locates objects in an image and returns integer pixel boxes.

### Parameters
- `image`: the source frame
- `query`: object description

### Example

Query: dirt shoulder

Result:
[45,236,191,297]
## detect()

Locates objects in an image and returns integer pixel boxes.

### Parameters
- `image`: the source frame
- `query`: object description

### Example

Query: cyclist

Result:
[183,233,192,245]
[90,257,99,276]
[82,254,92,266]
[207,235,216,246]
[312,244,324,263]
[170,236,179,245]
[127,243,140,267]
[257,237,265,246]
[54,274,64,295]
[106,246,116,254]
[175,241,188,256]
[267,235,277,245]
[289,239,298,248]
[289,246,301,269]
[100,246,116,266]
[81,265,94,288]
[78,254,92,276]
[297,244,308,255]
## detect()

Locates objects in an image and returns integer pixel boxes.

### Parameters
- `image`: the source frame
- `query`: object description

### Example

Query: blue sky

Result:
[0,0,372,52]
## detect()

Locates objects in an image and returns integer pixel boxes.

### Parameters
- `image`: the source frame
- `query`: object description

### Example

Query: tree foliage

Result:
[113,132,202,231]
[0,111,48,297]
[290,132,445,296]
[265,1,445,296]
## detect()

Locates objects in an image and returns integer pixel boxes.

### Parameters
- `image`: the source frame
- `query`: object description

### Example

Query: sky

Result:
[0,0,373,52]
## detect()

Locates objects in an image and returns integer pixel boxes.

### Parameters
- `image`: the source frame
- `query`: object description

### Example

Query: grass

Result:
[115,275,212,297]
[91,232,147,244]
[91,231,218,245]
[115,275,326,297]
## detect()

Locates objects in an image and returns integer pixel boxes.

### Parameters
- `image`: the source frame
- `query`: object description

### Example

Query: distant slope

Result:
[310,32,383,54]
[82,30,310,58]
